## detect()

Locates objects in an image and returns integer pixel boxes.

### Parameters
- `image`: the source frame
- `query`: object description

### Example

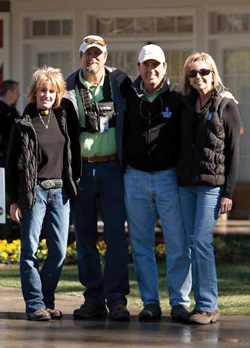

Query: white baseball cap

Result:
[79,35,107,53]
[138,44,165,64]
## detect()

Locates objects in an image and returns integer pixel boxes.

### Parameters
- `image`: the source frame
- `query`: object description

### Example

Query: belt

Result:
[82,154,117,163]
[39,179,63,190]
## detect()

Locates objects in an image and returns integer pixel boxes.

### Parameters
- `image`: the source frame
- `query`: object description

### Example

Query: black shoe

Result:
[73,303,108,319]
[109,304,130,321]
[27,308,51,321]
[171,305,190,322]
[138,304,162,321]
[46,308,63,319]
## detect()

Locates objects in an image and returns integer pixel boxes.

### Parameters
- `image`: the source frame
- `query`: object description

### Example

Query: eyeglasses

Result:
[84,38,106,47]
[188,69,212,78]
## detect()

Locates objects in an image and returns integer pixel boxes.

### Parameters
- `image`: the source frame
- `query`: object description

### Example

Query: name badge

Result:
[100,116,109,133]
[162,107,172,118]
[207,113,213,121]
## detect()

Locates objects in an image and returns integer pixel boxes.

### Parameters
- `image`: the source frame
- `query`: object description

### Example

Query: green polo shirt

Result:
[140,80,163,102]
[76,69,116,157]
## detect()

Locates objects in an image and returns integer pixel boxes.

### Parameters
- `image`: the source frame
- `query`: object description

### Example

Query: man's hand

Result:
[220,197,232,214]
[17,154,24,170]
[10,203,22,222]
[221,91,238,104]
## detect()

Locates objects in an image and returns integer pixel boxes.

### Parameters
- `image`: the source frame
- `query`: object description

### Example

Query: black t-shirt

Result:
[32,110,65,180]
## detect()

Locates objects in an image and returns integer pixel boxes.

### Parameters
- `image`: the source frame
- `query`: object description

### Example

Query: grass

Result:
[0,261,250,315]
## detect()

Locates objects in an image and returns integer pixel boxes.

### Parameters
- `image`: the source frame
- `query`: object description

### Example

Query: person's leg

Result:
[97,161,129,308]
[180,185,221,324]
[191,186,222,312]
[124,166,159,306]
[40,188,70,310]
[70,161,104,305]
[156,169,192,309]
[20,186,47,314]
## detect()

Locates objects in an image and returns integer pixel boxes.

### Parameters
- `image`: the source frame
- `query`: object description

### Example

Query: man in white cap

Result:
[64,35,130,321]
[121,44,192,322]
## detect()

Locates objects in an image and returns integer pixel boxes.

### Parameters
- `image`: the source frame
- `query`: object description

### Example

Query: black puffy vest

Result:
[178,93,226,187]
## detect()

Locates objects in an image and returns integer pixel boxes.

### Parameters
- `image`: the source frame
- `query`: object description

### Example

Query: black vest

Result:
[77,70,116,133]
[178,93,226,187]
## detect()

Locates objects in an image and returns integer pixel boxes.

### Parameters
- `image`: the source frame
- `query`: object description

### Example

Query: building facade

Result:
[1,0,250,216]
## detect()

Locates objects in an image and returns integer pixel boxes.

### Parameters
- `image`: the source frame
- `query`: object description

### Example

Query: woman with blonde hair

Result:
[177,52,241,324]
[6,66,80,321]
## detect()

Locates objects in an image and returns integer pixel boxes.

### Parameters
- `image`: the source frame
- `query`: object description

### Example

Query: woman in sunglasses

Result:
[177,52,241,324]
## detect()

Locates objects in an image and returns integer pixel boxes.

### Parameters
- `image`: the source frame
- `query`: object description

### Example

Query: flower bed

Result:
[0,238,166,264]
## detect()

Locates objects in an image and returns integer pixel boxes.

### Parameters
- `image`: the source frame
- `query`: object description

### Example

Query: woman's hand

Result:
[10,203,23,222]
[220,197,232,214]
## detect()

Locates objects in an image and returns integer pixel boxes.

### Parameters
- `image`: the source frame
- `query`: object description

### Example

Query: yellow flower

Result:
[12,240,21,246]
[6,243,16,252]
[0,245,6,252]
[41,239,47,247]
[11,254,18,259]
[41,250,47,255]
[1,252,8,259]
[67,246,72,252]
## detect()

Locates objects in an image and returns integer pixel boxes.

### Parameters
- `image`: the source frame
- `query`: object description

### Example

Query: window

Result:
[24,18,73,38]
[210,12,250,34]
[97,15,193,36]
[224,49,250,181]
[37,52,72,79]
[107,49,190,82]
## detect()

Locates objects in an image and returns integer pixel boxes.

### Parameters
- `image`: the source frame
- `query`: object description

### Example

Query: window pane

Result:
[166,50,191,84]
[136,17,154,33]
[38,53,48,67]
[116,18,134,34]
[157,17,175,33]
[38,52,71,79]
[97,18,115,35]
[33,20,46,36]
[218,14,249,33]
[177,16,193,32]
[48,20,61,36]
[107,51,137,80]
[224,48,250,181]
[62,20,72,35]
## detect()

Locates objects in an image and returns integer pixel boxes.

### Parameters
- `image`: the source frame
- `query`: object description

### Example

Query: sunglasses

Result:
[188,69,212,78]
[84,38,106,47]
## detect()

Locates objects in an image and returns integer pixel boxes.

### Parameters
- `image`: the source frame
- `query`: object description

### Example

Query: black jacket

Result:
[177,91,241,198]
[0,100,20,167]
[6,102,81,209]
[122,76,183,172]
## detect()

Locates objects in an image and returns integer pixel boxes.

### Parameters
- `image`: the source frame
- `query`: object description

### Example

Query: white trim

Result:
[206,5,250,15]
[83,7,196,43]
[84,7,196,17]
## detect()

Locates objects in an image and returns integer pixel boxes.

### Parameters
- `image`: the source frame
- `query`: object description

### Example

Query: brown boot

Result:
[189,310,220,324]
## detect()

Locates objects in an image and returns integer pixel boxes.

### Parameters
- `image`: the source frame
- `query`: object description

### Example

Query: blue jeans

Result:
[20,186,70,313]
[124,166,191,308]
[70,160,129,308]
[179,185,222,312]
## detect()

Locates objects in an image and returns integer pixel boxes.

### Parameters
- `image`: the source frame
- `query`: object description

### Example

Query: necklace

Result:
[37,109,51,129]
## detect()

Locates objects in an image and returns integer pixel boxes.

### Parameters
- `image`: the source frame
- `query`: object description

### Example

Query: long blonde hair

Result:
[182,52,225,96]
[27,66,66,108]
